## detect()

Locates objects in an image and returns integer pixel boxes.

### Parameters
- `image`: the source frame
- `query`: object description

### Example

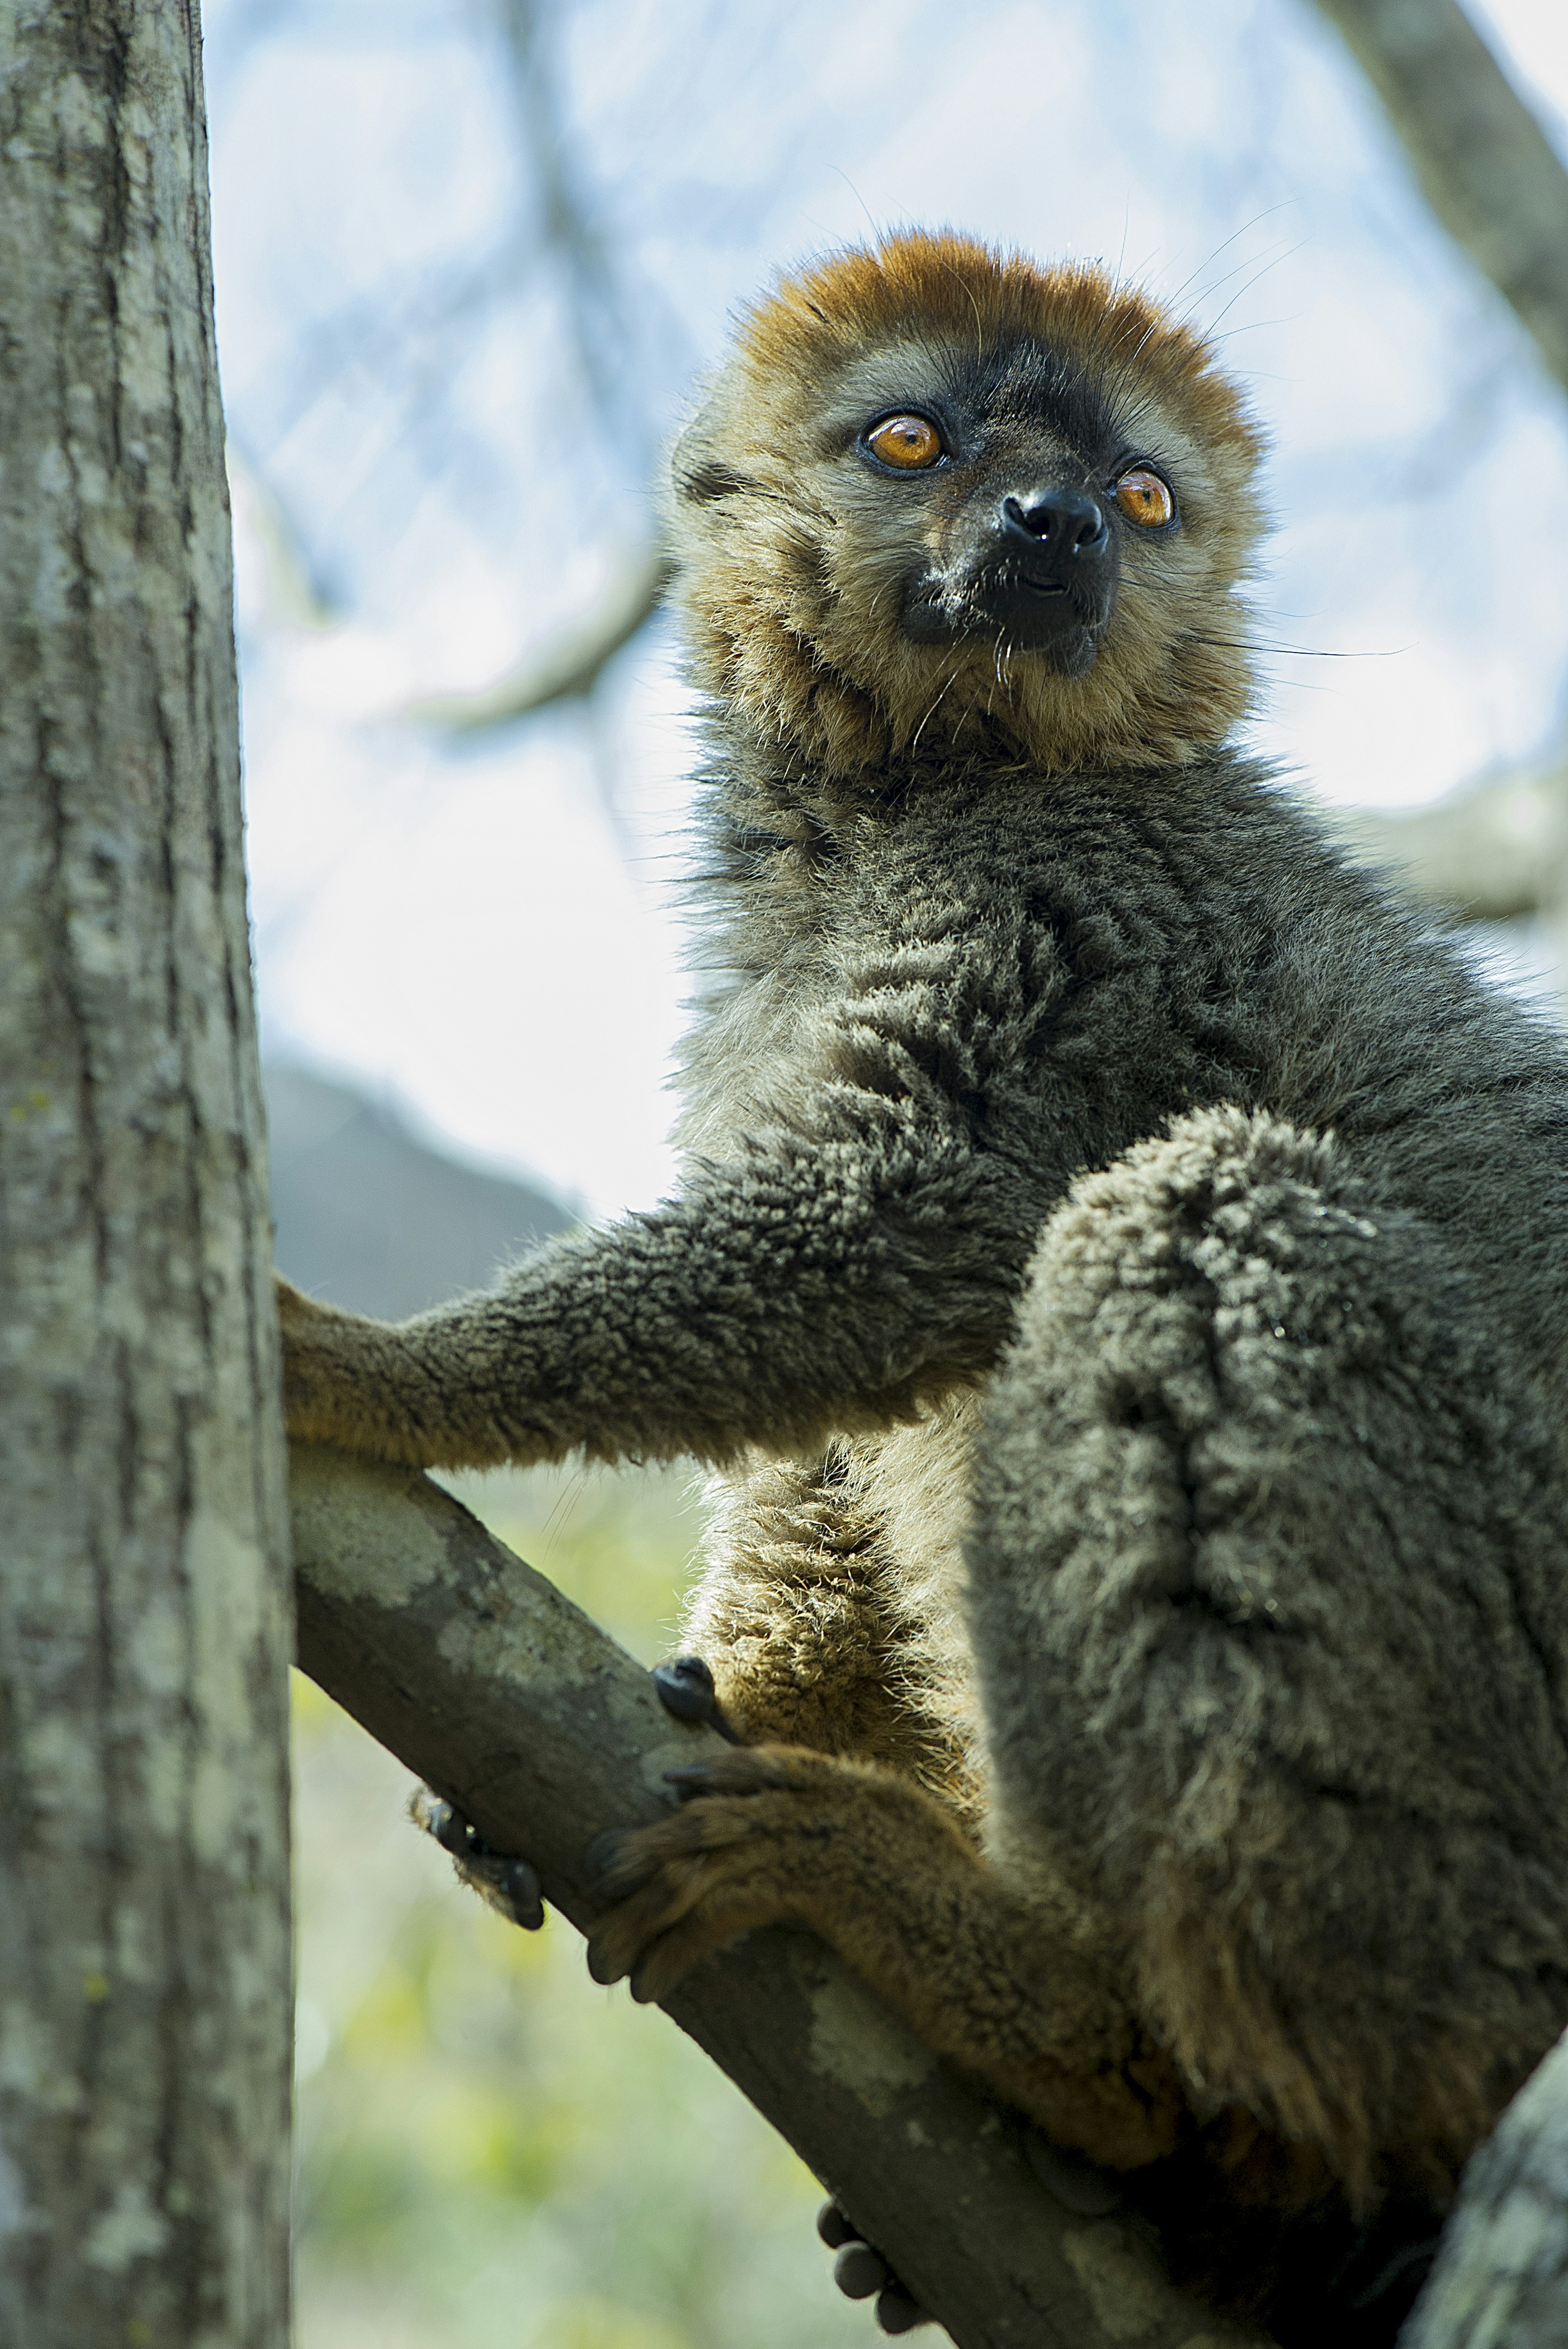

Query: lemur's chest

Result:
[672,789,1239,1190]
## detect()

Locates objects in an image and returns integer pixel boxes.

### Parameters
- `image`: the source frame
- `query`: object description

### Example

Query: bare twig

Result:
[1307,0,1568,398]
[495,0,630,432]
[289,1441,1270,2349]
[394,3,669,740]
[227,439,339,630]
[406,550,669,731]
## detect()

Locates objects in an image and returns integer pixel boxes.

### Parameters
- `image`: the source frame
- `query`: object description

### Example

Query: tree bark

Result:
[1306,0,1568,398]
[291,1441,1270,2349]
[1399,2029,1568,2347]
[0,6,293,2345]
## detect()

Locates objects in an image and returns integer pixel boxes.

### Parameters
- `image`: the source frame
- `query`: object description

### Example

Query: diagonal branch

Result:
[1306,0,1568,398]
[289,1441,1270,2349]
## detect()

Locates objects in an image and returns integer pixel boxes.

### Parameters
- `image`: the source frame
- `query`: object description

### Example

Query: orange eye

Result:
[1114,468,1174,528]
[866,414,944,470]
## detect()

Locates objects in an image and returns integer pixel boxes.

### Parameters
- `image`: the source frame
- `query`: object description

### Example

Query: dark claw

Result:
[663,1762,717,1799]
[653,1654,715,1719]
[834,2242,889,2301]
[652,1655,741,1743]
[876,2285,928,2334]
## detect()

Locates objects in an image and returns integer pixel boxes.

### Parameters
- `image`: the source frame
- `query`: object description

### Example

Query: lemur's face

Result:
[826,336,1182,680]
[669,235,1265,777]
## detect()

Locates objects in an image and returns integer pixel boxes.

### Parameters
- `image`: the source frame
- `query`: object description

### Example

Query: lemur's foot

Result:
[651,1654,741,1743]
[412,1786,546,1931]
[818,2201,931,2333]
[584,1742,904,2002]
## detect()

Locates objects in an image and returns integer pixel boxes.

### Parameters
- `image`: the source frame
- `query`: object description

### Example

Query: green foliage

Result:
[293,1463,869,2349]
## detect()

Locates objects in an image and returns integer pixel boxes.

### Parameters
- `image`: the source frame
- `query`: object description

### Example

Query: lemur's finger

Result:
[488,1859,546,1931]
[583,1827,644,1895]
[876,2283,931,2332]
[623,1876,790,2002]
[833,2242,889,2300]
[412,1788,545,1930]
[651,1654,741,1742]
[423,1796,470,1855]
[585,1855,711,1985]
[818,2207,932,2331]
[584,1809,739,1904]
[817,2200,857,2248]
[663,1743,829,1798]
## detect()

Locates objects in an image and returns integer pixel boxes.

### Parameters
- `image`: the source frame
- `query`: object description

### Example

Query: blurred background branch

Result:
[404,0,673,735]
[1305,0,1568,1002]
[1308,0,1568,396]
[408,550,671,732]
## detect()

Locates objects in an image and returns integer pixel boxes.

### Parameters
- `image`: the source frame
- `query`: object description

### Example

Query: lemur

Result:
[280,232,1568,2345]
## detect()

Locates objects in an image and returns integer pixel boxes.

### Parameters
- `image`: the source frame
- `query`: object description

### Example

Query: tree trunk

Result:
[0,6,293,2344]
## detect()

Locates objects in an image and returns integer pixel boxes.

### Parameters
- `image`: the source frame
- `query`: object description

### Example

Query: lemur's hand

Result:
[275,1272,559,1470]
[817,2202,931,2335]
[274,1273,424,1458]
[410,1786,546,1932]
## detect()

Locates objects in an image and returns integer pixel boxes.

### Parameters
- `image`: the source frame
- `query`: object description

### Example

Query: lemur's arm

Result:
[280,1103,1032,1471]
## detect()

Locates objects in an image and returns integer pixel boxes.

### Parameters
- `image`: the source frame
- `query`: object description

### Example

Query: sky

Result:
[205,0,1568,1219]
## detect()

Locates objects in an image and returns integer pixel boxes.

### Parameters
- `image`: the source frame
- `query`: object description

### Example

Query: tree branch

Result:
[1400,2029,1568,2347]
[289,1441,1270,2349]
[1306,0,1568,398]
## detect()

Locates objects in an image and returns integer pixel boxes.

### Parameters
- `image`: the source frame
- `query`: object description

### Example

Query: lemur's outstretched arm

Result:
[279,1116,1029,1470]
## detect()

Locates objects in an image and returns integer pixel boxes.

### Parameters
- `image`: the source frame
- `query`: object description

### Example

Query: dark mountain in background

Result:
[265,1063,573,1319]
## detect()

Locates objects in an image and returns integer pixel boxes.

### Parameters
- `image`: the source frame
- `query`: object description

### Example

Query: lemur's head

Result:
[668,232,1265,778]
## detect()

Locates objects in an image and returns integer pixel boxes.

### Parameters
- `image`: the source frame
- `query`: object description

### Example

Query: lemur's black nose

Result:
[1001,489,1109,556]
